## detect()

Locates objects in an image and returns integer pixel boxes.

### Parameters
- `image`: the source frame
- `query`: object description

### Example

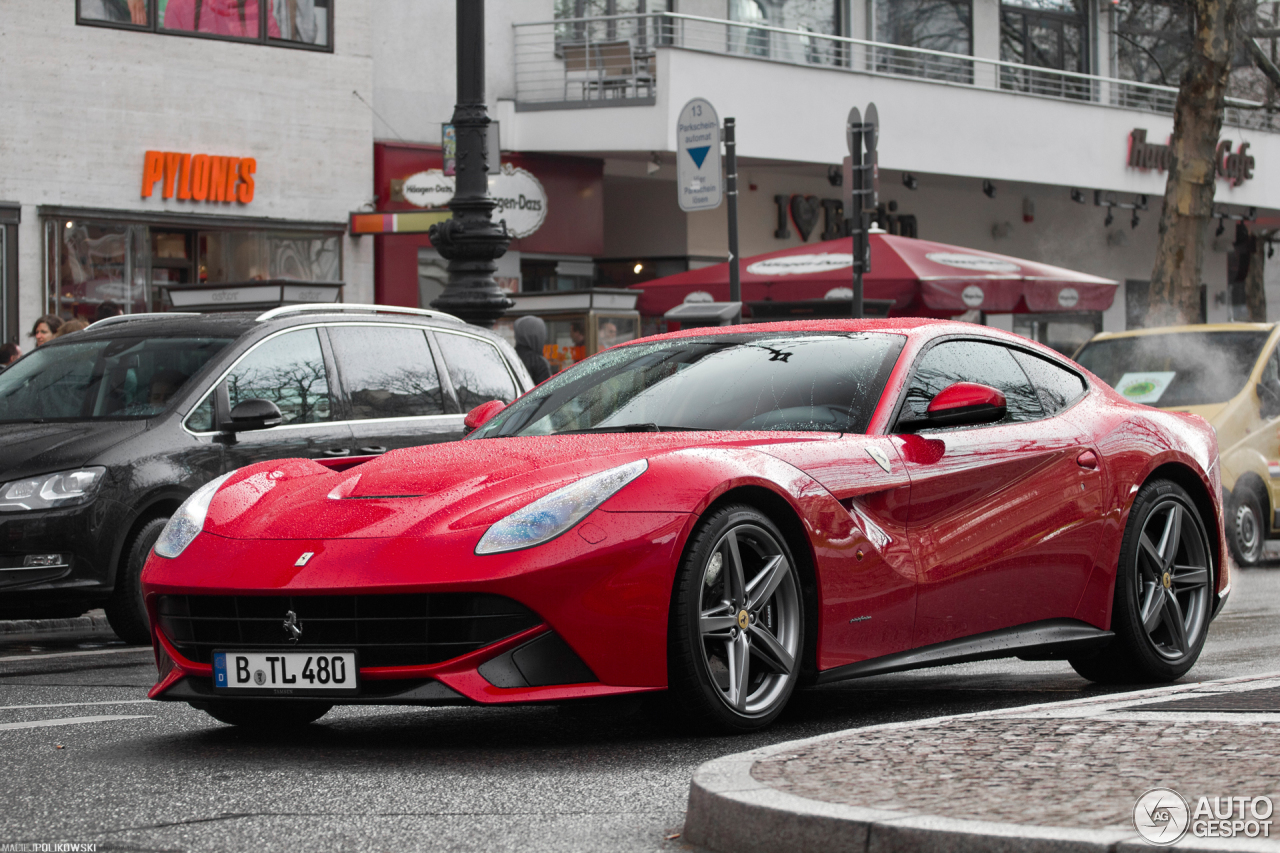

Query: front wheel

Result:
[199,701,332,729]
[104,516,169,645]
[1071,480,1214,684]
[1227,487,1264,567]
[667,505,803,733]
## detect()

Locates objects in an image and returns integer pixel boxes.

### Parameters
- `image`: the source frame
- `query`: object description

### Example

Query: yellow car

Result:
[1075,322,1280,566]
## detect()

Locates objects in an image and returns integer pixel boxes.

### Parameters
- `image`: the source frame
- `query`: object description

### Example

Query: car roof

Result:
[1086,322,1278,343]
[62,305,472,346]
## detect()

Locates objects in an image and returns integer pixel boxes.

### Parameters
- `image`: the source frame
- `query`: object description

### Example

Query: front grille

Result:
[157,593,541,668]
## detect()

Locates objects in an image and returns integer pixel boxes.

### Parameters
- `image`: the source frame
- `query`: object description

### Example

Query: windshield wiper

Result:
[555,423,704,435]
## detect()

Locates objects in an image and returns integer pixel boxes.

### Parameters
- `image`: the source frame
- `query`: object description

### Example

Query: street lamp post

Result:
[427,0,513,328]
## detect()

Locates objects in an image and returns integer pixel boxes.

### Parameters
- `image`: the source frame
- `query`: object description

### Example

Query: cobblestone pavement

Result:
[751,716,1280,830]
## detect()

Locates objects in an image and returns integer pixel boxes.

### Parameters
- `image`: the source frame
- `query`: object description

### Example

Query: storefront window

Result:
[47,220,148,321]
[45,217,343,317]
[77,0,332,50]
[199,232,340,283]
[874,0,973,82]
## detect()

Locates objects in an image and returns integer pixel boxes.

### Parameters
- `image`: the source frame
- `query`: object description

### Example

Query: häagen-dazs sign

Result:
[400,164,548,238]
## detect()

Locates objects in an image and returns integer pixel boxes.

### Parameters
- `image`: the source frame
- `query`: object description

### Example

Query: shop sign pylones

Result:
[141,150,256,204]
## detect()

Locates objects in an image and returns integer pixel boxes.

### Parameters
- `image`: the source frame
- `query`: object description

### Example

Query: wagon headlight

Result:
[0,467,106,512]
[154,472,233,559]
[475,459,648,555]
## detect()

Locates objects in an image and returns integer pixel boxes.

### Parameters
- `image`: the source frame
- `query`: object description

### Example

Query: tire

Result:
[667,504,803,733]
[199,700,332,729]
[104,516,169,645]
[1070,480,1214,684]
[1227,486,1264,567]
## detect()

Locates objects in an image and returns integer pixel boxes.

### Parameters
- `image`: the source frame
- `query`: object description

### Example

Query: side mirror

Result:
[463,400,506,435]
[924,382,1007,428]
[225,398,283,432]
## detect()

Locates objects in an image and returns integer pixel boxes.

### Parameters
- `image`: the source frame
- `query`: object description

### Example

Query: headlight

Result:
[0,467,107,512]
[475,459,648,555]
[154,472,234,559]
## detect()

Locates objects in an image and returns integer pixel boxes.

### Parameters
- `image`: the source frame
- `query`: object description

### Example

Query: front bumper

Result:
[0,498,123,611]
[144,508,688,705]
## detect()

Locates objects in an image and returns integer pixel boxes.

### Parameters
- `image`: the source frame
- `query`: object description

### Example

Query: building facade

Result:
[0,0,374,347]
[370,0,1280,355]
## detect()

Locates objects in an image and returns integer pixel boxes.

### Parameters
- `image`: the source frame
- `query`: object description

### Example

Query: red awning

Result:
[631,233,1117,317]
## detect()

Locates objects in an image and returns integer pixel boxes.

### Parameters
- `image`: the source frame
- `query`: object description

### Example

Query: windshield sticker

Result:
[1116,371,1176,404]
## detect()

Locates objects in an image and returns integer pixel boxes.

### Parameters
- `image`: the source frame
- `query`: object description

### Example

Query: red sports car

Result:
[143,319,1228,732]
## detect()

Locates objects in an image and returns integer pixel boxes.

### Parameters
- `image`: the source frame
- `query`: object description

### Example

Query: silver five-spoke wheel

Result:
[668,505,804,732]
[1071,480,1214,684]
[697,523,801,716]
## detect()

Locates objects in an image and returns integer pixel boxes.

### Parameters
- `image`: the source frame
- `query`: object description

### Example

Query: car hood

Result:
[203,431,829,541]
[0,420,147,480]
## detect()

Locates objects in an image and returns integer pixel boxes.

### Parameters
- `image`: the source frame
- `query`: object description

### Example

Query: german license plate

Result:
[213,651,358,693]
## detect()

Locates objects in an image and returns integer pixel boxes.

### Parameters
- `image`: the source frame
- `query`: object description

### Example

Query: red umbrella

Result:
[630,233,1117,318]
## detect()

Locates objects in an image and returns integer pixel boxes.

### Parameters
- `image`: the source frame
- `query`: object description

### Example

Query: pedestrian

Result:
[0,342,21,370]
[30,315,63,347]
[94,300,124,323]
[513,315,551,385]
[55,319,90,338]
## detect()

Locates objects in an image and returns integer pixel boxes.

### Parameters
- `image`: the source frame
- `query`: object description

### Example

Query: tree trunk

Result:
[1246,229,1271,322]
[1148,0,1239,326]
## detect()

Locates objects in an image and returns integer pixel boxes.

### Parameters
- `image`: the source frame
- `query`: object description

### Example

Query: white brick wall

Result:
[0,0,376,337]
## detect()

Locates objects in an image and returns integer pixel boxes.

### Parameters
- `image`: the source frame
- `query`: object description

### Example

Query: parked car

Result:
[142,319,1226,732]
[0,304,531,642]
[1075,323,1279,566]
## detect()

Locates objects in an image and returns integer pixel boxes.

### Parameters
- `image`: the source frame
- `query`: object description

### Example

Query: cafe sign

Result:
[394,164,548,238]
[1128,129,1255,186]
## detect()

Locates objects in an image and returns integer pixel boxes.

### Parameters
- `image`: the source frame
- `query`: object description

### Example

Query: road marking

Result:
[0,714,151,731]
[0,699,151,711]
[0,646,151,663]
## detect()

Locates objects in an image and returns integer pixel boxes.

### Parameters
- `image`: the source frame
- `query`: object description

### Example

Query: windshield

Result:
[472,332,904,438]
[0,336,232,423]
[1075,331,1270,407]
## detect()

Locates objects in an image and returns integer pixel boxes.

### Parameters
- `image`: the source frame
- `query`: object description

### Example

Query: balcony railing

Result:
[513,12,1277,131]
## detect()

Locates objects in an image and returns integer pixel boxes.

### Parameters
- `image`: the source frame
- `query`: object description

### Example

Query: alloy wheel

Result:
[1135,498,1211,661]
[697,523,801,716]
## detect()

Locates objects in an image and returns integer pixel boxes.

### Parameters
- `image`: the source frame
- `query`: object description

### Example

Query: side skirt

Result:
[814,619,1114,685]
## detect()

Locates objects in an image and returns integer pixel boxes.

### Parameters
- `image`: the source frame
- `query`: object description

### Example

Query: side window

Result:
[185,394,215,432]
[327,326,446,419]
[435,332,519,410]
[902,340,1043,426]
[1010,350,1086,415]
[225,330,332,425]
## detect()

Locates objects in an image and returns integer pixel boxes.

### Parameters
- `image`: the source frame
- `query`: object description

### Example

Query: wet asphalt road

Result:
[1,567,1278,853]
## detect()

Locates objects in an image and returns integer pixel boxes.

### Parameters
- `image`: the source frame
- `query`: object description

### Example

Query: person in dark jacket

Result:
[514,315,551,384]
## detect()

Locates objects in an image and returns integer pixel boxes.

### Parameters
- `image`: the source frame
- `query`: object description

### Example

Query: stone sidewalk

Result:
[685,673,1280,853]
[0,608,116,640]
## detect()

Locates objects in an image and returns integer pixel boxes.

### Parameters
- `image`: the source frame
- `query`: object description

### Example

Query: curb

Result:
[684,673,1280,853]
[0,610,116,638]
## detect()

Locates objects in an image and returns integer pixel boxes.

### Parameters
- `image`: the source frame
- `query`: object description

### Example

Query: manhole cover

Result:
[1137,686,1280,713]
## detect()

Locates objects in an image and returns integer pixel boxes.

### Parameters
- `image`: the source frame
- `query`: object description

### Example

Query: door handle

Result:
[321,448,352,457]
[358,445,388,455]
[1076,450,1098,470]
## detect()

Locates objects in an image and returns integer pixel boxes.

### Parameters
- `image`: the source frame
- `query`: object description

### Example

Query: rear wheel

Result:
[199,700,332,729]
[104,516,169,645]
[667,505,803,733]
[1227,486,1264,567]
[1071,480,1213,684]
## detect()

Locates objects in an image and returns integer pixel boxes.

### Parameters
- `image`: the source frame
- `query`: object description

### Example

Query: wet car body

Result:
[143,319,1228,730]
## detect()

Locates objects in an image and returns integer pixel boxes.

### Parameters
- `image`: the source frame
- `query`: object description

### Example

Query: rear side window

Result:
[902,340,1043,425]
[1010,350,1086,415]
[226,329,333,425]
[436,332,518,410]
[328,326,446,419]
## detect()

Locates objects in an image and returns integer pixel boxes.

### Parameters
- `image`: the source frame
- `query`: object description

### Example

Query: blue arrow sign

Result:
[687,146,711,169]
